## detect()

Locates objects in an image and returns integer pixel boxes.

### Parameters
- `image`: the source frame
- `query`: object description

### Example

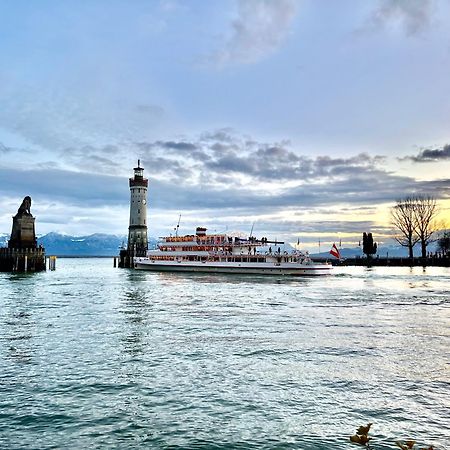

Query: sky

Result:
[0,0,449,250]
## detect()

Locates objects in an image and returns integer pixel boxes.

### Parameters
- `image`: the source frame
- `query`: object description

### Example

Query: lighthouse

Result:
[118,161,148,268]
[128,160,148,255]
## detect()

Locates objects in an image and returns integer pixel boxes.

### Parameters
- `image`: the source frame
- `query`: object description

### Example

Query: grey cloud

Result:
[256,219,392,236]
[61,145,122,174]
[141,156,194,180]
[2,128,448,237]
[211,0,299,66]
[0,161,448,238]
[204,146,384,182]
[200,128,237,143]
[132,132,449,207]
[151,171,449,213]
[209,142,240,155]
[0,142,30,155]
[137,140,209,162]
[155,141,198,151]
[0,167,128,208]
[400,144,450,162]
[0,143,12,154]
[187,218,388,241]
[369,0,434,35]
[0,80,167,151]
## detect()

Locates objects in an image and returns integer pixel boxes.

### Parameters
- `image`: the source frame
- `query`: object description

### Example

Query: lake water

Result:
[1,259,449,449]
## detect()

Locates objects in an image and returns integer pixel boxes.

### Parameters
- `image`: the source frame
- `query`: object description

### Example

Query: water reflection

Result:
[1,273,41,364]
[152,271,314,286]
[119,288,152,356]
[5,310,34,364]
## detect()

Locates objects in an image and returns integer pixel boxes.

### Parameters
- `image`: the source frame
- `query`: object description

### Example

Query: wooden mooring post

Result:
[48,256,57,271]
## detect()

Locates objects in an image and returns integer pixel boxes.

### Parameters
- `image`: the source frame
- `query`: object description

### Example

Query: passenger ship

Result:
[134,227,332,276]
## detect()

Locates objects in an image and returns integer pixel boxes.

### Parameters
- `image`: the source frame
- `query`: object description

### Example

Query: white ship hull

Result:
[134,258,332,276]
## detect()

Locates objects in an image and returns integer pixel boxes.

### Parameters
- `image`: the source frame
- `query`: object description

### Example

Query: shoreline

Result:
[315,256,450,267]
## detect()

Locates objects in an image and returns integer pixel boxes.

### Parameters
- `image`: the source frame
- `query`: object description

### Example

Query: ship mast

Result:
[174,214,181,238]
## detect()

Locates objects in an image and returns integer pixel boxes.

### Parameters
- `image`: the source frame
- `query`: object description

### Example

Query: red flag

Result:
[330,243,340,259]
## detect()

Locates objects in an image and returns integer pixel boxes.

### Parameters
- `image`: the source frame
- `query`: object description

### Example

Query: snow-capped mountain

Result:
[36,232,126,256]
[0,232,158,256]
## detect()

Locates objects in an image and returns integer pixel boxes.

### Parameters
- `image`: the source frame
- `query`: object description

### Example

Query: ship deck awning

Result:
[147,250,210,257]
[158,241,198,247]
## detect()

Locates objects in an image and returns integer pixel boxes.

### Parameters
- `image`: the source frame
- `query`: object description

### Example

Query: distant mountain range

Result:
[38,232,128,256]
[0,232,156,256]
[0,232,435,257]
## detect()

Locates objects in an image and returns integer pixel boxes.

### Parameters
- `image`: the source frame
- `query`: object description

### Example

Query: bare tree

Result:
[413,195,438,258]
[391,197,419,259]
[437,230,450,256]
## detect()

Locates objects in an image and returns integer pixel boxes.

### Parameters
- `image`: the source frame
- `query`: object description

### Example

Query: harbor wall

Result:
[316,256,450,267]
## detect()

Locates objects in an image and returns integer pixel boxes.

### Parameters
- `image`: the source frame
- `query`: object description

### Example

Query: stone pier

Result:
[0,196,46,272]
[0,247,46,272]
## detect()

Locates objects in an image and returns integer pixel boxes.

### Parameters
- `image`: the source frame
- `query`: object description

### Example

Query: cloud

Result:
[136,131,388,185]
[1,129,448,241]
[0,167,128,208]
[0,77,166,152]
[211,0,299,66]
[2,130,446,216]
[0,142,30,155]
[60,144,123,174]
[368,0,434,35]
[0,142,11,154]
[400,144,450,162]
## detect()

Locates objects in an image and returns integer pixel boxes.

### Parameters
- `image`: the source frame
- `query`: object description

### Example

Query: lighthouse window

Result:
[138,189,140,193]
[138,209,140,214]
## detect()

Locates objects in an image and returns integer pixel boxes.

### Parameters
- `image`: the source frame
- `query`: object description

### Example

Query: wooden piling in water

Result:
[48,256,56,271]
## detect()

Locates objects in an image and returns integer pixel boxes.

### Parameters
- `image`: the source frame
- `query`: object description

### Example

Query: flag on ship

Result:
[330,243,341,259]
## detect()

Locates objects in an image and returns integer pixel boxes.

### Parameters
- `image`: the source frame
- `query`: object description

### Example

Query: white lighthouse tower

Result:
[127,160,148,256]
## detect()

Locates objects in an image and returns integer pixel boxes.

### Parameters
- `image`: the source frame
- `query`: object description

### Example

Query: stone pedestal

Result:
[9,215,37,249]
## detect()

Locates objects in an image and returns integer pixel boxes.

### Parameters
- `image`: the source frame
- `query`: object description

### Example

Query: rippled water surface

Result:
[1,259,449,449]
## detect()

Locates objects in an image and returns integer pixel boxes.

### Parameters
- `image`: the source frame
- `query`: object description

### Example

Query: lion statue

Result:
[17,196,32,216]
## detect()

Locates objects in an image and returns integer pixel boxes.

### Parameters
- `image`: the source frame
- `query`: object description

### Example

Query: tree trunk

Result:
[421,240,427,259]
[408,238,414,259]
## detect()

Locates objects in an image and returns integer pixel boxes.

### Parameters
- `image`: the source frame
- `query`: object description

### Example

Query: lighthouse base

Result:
[118,248,147,268]
[118,249,134,268]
